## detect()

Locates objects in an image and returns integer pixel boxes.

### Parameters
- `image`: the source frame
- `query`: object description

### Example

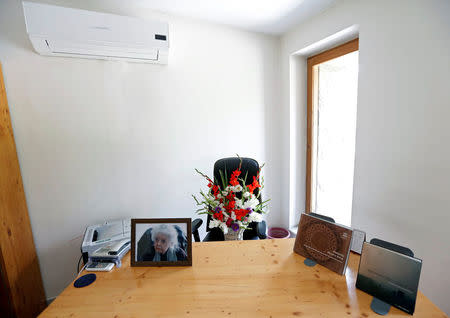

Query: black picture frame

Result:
[131,218,192,267]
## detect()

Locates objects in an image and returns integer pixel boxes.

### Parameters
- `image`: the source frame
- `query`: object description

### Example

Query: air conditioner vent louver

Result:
[46,40,159,61]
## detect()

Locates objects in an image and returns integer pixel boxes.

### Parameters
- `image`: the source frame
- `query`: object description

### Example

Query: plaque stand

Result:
[370,297,391,315]
[303,258,317,267]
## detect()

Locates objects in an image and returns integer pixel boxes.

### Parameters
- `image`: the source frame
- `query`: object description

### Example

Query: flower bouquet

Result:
[193,159,269,240]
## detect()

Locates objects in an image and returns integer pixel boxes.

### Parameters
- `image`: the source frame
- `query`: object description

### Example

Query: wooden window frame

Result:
[305,38,359,213]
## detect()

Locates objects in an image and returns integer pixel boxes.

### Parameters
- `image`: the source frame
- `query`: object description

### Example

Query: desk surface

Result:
[40,239,447,318]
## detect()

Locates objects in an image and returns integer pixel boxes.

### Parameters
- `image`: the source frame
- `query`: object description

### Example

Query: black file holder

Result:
[368,238,415,316]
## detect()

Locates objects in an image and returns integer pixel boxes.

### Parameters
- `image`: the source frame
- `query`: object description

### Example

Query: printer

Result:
[81,219,131,267]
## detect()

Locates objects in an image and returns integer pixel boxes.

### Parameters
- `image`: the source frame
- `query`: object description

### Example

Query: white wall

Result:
[281,0,450,314]
[0,0,281,299]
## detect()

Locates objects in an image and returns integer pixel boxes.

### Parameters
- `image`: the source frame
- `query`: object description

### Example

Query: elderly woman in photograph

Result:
[137,224,187,262]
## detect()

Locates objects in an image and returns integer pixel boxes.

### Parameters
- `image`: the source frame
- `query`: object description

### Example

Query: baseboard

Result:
[46,297,56,306]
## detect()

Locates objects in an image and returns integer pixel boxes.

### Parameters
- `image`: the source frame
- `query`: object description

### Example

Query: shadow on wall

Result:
[36,233,84,299]
[262,39,282,229]
[0,0,34,52]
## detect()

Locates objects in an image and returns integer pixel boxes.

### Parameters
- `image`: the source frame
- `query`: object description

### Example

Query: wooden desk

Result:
[40,239,447,317]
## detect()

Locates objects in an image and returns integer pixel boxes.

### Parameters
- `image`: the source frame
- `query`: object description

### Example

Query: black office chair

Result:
[192,157,267,242]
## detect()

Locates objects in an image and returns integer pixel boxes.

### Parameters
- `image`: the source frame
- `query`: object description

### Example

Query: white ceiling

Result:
[131,0,339,34]
[30,0,339,35]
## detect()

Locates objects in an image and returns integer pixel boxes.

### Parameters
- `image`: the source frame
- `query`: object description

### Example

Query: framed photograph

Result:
[131,218,192,267]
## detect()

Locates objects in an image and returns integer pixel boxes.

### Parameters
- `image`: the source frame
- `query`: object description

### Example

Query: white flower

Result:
[226,184,243,193]
[231,211,236,221]
[243,192,250,198]
[242,196,259,210]
[209,219,220,229]
[223,184,244,193]
[248,212,263,223]
[234,198,243,209]
[232,184,243,192]
[219,222,228,234]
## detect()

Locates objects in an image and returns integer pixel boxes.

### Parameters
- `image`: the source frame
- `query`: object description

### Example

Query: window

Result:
[306,39,359,226]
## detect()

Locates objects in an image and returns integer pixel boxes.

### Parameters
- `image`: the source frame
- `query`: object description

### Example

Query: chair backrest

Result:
[206,157,260,232]
[174,225,188,251]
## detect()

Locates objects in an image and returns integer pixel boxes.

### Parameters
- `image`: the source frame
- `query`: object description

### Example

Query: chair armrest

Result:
[192,218,203,242]
[256,220,267,239]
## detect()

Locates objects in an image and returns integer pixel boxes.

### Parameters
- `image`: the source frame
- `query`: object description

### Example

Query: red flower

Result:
[232,170,241,178]
[229,169,241,186]
[213,212,224,221]
[247,176,260,194]
[234,209,249,221]
[252,176,260,188]
[226,218,233,226]
[224,200,236,211]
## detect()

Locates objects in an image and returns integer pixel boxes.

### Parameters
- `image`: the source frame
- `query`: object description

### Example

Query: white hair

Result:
[151,224,179,248]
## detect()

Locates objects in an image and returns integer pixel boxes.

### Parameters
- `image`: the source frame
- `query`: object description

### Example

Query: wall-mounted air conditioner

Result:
[22,1,169,64]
